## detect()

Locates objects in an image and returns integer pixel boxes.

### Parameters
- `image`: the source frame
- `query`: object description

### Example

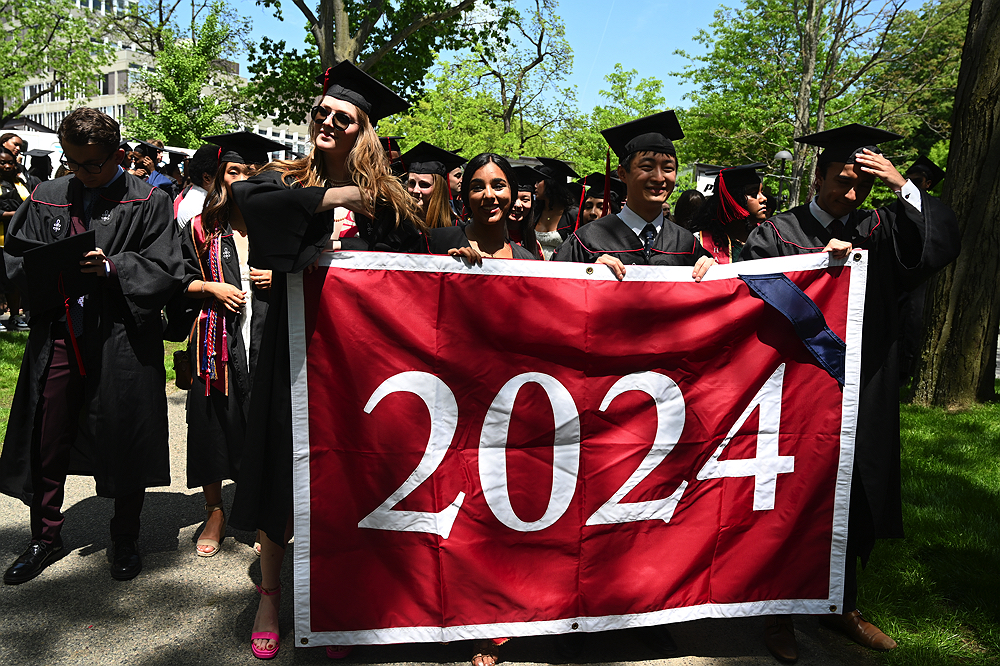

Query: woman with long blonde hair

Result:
[401,141,465,228]
[227,61,424,661]
[177,133,283,560]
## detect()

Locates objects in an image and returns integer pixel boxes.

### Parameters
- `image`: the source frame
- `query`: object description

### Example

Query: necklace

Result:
[327,177,353,187]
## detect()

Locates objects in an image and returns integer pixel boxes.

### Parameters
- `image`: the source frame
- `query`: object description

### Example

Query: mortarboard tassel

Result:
[602,149,611,218]
[717,170,750,226]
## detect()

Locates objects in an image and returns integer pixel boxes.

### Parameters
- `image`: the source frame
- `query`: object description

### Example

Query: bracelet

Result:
[201,282,205,293]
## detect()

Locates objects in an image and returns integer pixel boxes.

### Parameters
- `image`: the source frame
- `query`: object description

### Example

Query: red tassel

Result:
[58,273,86,376]
[602,149,611,218]
[574,182,585,230]
[717,170,750,226]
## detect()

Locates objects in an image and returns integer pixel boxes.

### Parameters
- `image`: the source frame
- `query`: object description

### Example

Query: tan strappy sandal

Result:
[197,503,226,557]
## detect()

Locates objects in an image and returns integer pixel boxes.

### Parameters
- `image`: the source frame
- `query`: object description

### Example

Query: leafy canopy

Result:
[0,0,115,126]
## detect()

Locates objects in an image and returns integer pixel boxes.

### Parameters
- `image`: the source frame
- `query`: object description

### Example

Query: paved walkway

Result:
[0,375,879,665]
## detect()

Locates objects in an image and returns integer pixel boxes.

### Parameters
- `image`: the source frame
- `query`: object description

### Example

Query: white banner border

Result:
[290,250,867,646]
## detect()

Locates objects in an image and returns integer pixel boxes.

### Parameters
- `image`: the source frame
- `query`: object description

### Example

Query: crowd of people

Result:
[0,59,959,666]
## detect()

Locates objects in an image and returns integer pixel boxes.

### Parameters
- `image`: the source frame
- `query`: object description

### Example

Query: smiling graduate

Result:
[552,111,713,282]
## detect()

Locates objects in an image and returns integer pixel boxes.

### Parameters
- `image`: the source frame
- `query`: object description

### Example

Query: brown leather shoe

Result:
[819,609,897,650]
[763,615,798,663]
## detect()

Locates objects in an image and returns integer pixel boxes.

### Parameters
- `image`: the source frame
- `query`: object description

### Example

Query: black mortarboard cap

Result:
[535,156,579,181]
[568,181,584,202]
[379,136,403,152]
[200,132,287,165]
[120,141,132,153]
[399,141,466,177]
[513,165,544,192]
[20,230,99,312]
[131,140,163,159]
[601,110,685,161]
[578,172,626,199]
[707,162,766,193]
[25,149,52,158]
[316,61,410,122]
[906,155,945,186]
[164,148,188,164]
[795,123,901,164]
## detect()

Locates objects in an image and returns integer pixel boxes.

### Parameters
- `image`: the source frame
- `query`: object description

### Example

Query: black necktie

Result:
[828,218,846,240]
[642,223,656,260]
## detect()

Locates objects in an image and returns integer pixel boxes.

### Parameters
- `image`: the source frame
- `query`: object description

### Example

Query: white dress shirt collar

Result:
[618,203,663,240]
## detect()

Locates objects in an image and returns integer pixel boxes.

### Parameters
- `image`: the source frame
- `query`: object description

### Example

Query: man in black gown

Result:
[1,108,184,583]
[741,124,960,662]
[551,111,713,657]
[553,110,713,282]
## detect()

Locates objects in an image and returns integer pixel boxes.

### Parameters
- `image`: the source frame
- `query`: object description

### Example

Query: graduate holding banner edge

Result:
[741,123,961,663]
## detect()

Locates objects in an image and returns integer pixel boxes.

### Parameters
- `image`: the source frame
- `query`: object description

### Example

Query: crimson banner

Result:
[288,251,867,647]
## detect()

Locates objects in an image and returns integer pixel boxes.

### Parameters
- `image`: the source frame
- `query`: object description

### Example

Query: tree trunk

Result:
[911,0,1000,409]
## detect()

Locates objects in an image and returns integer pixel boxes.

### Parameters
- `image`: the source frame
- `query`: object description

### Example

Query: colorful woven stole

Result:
[190,216,229,396]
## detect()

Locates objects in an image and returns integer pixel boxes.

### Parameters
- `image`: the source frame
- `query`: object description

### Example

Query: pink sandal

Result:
[251,584,281,659]
[326,645,354,659]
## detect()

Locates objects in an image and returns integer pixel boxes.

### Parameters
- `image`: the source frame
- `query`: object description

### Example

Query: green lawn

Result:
[0,334,185,445]
[857,401,1000,665]
[0,331,27,443]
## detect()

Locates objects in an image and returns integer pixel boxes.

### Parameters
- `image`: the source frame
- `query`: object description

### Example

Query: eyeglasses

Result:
[311,106,356,131]
[60,150,117,175]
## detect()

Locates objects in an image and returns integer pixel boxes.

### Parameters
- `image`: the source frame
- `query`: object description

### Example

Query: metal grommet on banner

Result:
[830,605,838,612]
[571,622,579,630]
[853,253,861,262]
[586,267,594,275]
[301,638,309,645]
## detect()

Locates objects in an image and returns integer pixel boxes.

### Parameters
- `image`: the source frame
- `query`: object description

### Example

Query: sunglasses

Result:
[310,106,356,131]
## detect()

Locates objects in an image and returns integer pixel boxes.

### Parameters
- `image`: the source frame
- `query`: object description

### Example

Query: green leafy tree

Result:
[468,0,575,153]
[560,64,665,176]
[674,0,966,206]
[247,0,512,126]
[0,0,115,126]
[376,56,555,158]
[126,3,250,147]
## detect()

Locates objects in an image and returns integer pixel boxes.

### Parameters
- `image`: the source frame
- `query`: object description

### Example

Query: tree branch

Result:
[360,0,476,70]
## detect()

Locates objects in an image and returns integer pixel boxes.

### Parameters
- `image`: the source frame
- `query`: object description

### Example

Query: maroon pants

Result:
[29,331,144,545]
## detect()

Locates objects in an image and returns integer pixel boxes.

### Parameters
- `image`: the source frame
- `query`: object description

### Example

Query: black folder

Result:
[21,231,99,312]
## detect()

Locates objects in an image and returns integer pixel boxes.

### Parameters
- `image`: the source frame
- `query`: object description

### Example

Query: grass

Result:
[0,334,998,663]
[164,339,187,387]
[857,398,1000,665]
[0,331,27,443]
[0,334,185,446]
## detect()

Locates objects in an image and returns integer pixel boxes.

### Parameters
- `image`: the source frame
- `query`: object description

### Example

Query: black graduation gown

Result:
[228,171,423,543]
[424,225,538,260]
[0,173,184,501]
[740,194,960,560]
[552,213,711,266]
[178,224,257,489]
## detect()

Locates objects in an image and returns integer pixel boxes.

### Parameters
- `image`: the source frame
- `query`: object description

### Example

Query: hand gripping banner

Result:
[287,250,868,647]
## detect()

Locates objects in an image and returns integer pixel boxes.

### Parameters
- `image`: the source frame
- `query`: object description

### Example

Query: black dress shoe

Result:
[4,539,64,584]
[636,625,678,655]
[553,632,587,661]
[109,539,142,580]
